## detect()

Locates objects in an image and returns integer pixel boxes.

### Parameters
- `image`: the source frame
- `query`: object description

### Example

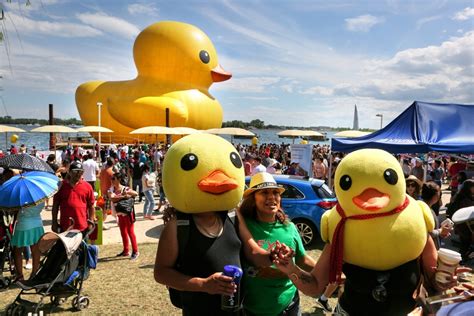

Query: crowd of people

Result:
[1,140,473,315]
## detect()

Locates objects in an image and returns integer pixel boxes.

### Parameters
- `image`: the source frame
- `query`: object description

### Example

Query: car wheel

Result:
[293,219,317,246]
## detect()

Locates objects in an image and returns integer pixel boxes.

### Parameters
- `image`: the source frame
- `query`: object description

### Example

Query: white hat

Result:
[243,172,285,198]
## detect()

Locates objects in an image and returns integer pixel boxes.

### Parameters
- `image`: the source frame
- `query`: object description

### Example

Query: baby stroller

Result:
[0,211,15,289]
[452,206,474,263]
[5,225,98,315]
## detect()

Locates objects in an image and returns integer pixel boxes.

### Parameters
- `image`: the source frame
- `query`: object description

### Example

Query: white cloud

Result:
[5,12,103,37]
[345,14,385,32]
[416,15,442,30]
[215,77,281,93]
[452,7,474,21]
[77,12,140,39]
[127,3,159,16]
[301,86,334,96]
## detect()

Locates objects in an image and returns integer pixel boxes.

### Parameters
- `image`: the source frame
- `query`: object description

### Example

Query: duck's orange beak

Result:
[352,188,390,212]
[198,170,238,194]
[211,64,232,82]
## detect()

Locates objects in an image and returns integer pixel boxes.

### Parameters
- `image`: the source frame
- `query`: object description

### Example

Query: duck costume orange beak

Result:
[198,170,239,194]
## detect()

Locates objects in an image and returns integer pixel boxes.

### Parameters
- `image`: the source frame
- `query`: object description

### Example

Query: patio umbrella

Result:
[333,130,371,138]
[0,153,54,173]
[206,127,255,137]
[0,125,26,151]
[75,126,114,133]
[206,127,255,142]
[29,125,78,133]
[277,129,324,143]
[172,127,201,135]
[30,125,78,151]
[0,171,59,210]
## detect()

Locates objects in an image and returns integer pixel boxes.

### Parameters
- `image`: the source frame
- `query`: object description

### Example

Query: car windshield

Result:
[313,183,335,199]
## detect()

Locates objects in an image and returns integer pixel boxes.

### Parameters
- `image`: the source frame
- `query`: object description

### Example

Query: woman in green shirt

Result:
[238,172,315,316]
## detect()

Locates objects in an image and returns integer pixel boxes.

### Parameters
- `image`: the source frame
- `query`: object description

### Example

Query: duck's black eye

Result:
[383,168,398,185]
[181,153,198,171]
[199,50,210,64]
[339,175,352,191]
[230,152,242,168]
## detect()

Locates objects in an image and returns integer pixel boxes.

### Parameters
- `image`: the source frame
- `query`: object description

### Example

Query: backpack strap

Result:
[175,211,191,269]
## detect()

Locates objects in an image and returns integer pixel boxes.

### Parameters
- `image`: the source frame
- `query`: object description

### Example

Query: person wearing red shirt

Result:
[52,161,95,233]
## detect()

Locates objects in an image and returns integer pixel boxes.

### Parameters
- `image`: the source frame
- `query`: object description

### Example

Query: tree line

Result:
[0,116,82,126]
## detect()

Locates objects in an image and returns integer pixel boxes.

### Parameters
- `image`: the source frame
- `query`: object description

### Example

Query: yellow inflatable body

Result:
[321,149,434,271]
[162,134,244,213]
[75,21,231,143]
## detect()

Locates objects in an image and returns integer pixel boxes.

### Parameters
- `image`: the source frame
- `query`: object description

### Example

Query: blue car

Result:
[245,175,337,246]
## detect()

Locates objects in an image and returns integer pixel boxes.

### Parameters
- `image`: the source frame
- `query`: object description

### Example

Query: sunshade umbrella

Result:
[333,130,371,138]
[30,125,78,152]
[75,126,114,133]
[29,125,78,133]
[0,171,59,210]
[172,127,201,135]
[0,153,54,173]
[0,125,26,151]
[277,129,324,143]
[206,127,255,142]
[206,127,255,137]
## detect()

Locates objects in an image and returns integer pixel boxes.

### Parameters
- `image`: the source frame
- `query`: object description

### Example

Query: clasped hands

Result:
[269,241,296,274]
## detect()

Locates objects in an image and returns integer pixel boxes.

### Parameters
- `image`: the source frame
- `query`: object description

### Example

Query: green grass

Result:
[1,238,471,315]
[0,242,332,315]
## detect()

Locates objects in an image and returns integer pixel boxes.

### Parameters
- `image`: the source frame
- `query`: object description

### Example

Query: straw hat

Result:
[243,172,285,198]
[405,175,422,187]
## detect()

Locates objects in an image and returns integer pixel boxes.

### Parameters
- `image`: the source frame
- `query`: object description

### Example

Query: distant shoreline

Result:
[0,116,375,132]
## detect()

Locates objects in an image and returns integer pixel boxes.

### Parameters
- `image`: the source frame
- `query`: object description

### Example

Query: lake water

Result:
[2,125,335,151]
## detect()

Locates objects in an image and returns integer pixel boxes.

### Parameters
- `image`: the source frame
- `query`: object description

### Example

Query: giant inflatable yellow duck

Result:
[75,21,231,143]
[162,133,244,213]
[321,149,434,278]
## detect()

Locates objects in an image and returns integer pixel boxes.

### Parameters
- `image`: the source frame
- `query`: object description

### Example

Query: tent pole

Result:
[328,153,333,189]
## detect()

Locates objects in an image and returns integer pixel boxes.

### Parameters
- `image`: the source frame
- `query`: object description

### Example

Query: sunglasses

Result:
[407,183,417,187]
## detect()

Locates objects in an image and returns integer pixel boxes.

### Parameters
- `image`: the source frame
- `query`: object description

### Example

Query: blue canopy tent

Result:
[332,101,474,154]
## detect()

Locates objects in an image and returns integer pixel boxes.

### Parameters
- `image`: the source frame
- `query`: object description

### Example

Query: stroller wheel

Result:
[72,296,90,311]
[0,277,11,289]
[51,296,67,306]
[11,304,26,316]
[6,303,16,316]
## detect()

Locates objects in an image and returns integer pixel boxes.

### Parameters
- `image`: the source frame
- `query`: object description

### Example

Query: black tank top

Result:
[339,259,420,316]
[179,213,242,316]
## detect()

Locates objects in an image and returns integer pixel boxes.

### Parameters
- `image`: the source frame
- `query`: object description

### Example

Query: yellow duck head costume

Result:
[75,21,231,143]
[162,134,244,213]
[321,149,434,282]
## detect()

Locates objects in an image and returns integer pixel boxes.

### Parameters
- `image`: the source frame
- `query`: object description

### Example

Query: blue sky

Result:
[0,0,473,129]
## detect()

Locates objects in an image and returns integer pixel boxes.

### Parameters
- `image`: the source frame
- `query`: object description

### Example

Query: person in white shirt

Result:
[142,164,156,220]
[153,147,163,172]
[251,157,266,175]
[82,152,99,190]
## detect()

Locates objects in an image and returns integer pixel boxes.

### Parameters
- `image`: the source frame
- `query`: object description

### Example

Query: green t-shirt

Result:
[243,217,306,315]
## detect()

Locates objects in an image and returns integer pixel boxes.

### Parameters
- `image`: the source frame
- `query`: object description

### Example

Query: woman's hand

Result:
[201,272,236,295]
[433,266,472,291]
[271,241,296,275]
[439,222,453,238]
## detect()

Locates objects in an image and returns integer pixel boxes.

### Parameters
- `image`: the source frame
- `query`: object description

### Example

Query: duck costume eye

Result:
[340,175,352,191]
[383,168,398,185]
[199,50,210,64]
[181,153,199,171]
[230,152,242,168]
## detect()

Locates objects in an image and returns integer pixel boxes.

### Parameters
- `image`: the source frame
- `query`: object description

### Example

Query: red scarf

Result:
[329,197,410,283]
